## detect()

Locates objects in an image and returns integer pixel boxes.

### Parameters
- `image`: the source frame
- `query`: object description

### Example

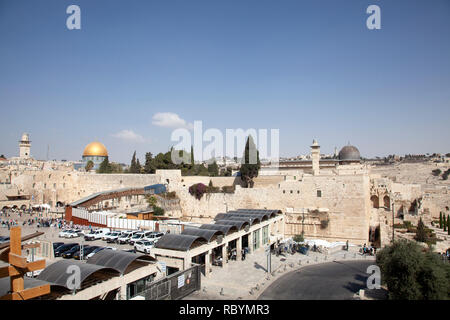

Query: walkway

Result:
[185,246,376,300]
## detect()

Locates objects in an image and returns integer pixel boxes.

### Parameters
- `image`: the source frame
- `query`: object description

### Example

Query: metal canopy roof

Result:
[221,215,261,225]
[215,219,250,230]
[181,228,223,242]
[154,234,208,251]
[36,260,119,289]
[86,249,154,275]
[199,224,238,235]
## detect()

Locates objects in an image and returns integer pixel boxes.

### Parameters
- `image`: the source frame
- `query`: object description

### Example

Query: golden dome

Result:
[83,141,108,157]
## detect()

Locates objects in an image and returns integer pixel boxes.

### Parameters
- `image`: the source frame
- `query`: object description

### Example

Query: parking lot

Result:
[0,210,162,264]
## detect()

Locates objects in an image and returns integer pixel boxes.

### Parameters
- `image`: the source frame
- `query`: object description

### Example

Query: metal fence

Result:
[139,264,201,300]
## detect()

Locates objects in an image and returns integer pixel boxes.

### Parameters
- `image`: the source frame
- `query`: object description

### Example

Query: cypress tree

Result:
[190,145,194,165]
[444,215,447,231]
[439,212,443,228]
[239,135,261,188]
[415,218,427,243]
[447,215,450,235]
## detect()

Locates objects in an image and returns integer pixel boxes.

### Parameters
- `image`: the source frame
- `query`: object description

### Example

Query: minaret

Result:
[19,133,31,159]
[311,139,320,175]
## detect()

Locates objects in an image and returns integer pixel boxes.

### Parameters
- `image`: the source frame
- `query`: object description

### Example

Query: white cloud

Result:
[111,130,145,143]
[152,112,193,130]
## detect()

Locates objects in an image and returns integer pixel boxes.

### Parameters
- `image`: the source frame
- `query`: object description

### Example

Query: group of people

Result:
[361,243,376,256]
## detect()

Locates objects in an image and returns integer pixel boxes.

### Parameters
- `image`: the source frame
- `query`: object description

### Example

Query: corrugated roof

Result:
[181,228,223,242]
[199,224,238,235]
[36,260,119,289]
[215,219,250,231]
[86,249,153,274]
[154,234,208,251]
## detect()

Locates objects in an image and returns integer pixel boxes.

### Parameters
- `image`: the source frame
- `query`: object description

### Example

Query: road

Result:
[258,260,382,300]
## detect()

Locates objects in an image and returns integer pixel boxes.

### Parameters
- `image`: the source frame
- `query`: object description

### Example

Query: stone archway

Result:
[383,195,390,210]
[370,195,379,209]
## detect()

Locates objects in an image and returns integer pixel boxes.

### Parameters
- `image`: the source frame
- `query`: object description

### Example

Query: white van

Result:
[117,230,136,244]
[84,228,110,241]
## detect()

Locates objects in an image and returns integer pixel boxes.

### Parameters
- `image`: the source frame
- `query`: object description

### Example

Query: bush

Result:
[376,240,450,299]
[432,169,442,177]
[293,234,304,243]
[153,206,165,216]
[188,183,207,200]
[320,218,330,229]
[415,218,427,243]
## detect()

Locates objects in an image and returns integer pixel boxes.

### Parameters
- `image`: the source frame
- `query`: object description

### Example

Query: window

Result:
[290,190,293,194]
[283,190,285,194]
[253,229,260,251]
[297,190,300,194]
[317,190,322,197]
[262,226,269,245]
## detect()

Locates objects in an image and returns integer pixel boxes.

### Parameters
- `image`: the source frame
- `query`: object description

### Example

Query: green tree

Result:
[376,240,450,300]
[447,215,450,235]
[110,162,123,173]
[153,206,165,216]
[444,215,447,232]
[415,218,427,243]
[85,160,94,172]
[97,157,112,173]
[146,195,157,207]
[208,161,219,177]
[440,212,443,228]
[144,152,156,174]
[129,151,141,173]
[190,145,194,165]
[239,135,260,188]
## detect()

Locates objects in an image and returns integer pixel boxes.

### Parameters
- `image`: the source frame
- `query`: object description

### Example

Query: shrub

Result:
[293,234,304,243]
[153,206,165,216]
[188,183,207,200]
[376,239,450,300]
[415,218,427,243]
[320,218,330,229]
[432,169,441,176]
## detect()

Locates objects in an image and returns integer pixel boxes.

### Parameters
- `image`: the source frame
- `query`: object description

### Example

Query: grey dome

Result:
[338,145,361,161]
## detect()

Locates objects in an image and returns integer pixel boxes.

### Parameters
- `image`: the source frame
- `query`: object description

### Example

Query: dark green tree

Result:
[415,218,427,243]
[444,215,447,232]
[190,145,194,165]
[447,215,450,235]
[129,151,141,173]
[144,152,156,174]
[376,239,450,300]
[207,161,219,177]
[153,206,165,216]
[239,135,260,188]
[439,212,443,228]
[97,157,112,173]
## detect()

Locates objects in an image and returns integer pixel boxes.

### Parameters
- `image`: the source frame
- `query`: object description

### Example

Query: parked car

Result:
[64,230,80,238]
[58,229,72,238]
[117,231,136,244]
[134,240,155,254]
[144,232,164,242]
[86,246,106,259]
[54,243,79,257]
[62,245,81,259]
[53,242,65,251]
[84,228,110,241]
[73,245,97,260]
[128,232,147,246]
[103,231,122,242]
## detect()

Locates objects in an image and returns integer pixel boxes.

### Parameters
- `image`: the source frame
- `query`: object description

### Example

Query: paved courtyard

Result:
[185,245,376,300]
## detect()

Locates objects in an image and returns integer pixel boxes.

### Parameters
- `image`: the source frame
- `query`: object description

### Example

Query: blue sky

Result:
[0,0,449,163]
